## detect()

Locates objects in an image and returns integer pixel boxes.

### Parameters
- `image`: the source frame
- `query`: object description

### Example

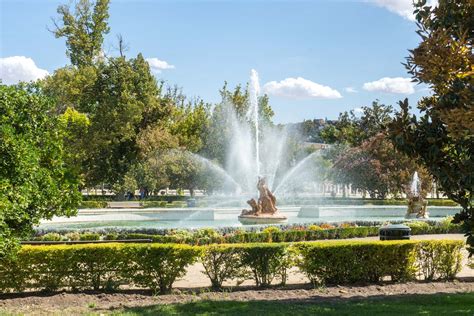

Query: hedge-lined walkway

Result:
[174,234,471,289]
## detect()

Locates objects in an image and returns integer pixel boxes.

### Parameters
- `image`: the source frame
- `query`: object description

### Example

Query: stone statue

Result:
[241,177,278,215]
[406,195,429,219]
[405,172,428,219]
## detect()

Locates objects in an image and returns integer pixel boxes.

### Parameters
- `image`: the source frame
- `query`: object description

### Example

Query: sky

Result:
[0,0,434,123]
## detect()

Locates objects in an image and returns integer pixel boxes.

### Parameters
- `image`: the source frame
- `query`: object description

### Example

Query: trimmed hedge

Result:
[0,243,200,294]
[36,223,457,245]
[296,241,417,284]
[78,200,108,209]
[0,240,464,294]
[296,240,464,286]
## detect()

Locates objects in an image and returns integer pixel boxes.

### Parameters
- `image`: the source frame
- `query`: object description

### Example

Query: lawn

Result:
[109,292,474,315]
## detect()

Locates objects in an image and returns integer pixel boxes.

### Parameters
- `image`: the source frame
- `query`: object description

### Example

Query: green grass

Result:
[107,292,474,315]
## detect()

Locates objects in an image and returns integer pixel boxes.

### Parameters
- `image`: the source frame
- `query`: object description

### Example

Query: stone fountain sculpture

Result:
[405,171,429,219]
[238,177,287,224]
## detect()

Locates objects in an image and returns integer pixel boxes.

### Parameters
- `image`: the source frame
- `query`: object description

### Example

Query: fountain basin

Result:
[238,213,288,225]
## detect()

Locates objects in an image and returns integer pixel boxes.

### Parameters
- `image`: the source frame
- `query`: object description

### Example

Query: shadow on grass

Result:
[114,292,474,316]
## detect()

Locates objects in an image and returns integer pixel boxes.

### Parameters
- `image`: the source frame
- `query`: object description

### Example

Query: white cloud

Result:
[0,56,49,85]
[345,87,358,93]
[368,0,438,21]
[146,57,175,73]
[263,77,342,99]
[363,77,416,94]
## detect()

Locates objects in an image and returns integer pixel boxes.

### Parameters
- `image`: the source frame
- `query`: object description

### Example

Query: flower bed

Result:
[31,219,463,245]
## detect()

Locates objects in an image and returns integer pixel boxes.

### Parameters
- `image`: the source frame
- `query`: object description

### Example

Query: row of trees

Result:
[43,0,278,196]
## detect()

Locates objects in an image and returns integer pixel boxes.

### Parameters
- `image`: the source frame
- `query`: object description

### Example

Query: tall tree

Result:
[201,82,274,165]
[321,101,432,198]
[53,0,110,67]
[0,84,81,257]
[390,0,473,253]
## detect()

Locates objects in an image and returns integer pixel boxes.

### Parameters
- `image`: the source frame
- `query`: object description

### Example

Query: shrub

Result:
[41,233,64,241]
[201,245,245,290]
[78,201,108,209]
[0,243,200,294]
[295,241,418,285]
[140,201,167,208]
[240,243,290,287]
[0,240,464,294]
[103,233,118,241]
[65,232,81,241]
[121,244,201,294]
[79,233,100,241]
[262,226,281,234]
[406,221,432,235]
[308,225,322,231]
[416,241,464,280]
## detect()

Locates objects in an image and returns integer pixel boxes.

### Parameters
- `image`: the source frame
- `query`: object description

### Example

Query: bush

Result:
[0,240,464,293]
[406,221,432,235]
[0,243,200,294]
[79,233,100,241]
[140,201,167,208]
[240,243,291,287]
[78,201,108,209]
[296,241,419,285]
[65,232,81,241]
[416,240,464,280]
[121,244,201,294]
[201,245,245,290]
[40,233,64,242]
[295,240,464,286]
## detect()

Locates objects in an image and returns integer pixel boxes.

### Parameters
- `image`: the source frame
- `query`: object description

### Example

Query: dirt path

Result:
[1,281,473,315]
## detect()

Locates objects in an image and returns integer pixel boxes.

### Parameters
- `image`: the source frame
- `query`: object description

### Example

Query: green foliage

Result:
[30,222,463,245]
[121,244,201,294]
[296,241,419,285]
[140,200,168,208]
[321,101,393,147]
[240,243,290,287]
[79,232,100,241]
[0,84,81,258]
[321,101,432,199]
[0,240,463,293]
[78,200,108,208]
[389,0,473,255]
[53,0,110,67]
[406,221,432,235]
[40,233,64,242]
[0,243,200,294]
[200,82,274,167]
[416,240,464,281]
[201,244,245,290]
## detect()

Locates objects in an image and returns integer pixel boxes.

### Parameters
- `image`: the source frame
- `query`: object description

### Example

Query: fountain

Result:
[405,171,429,219]
[239,176,287,224]
[233,69,288,224]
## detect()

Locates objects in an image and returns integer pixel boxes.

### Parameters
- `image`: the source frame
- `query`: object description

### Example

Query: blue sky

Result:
[0,0,431,123]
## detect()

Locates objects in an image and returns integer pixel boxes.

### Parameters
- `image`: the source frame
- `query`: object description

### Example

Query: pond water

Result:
[37,205,460,231]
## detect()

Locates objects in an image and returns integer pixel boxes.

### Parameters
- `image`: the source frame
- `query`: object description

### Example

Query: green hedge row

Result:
[104,223,461,245]
[112,226,380,245]
[78,201,108,209]
[31,221,463,245]
[0,240,464,294]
